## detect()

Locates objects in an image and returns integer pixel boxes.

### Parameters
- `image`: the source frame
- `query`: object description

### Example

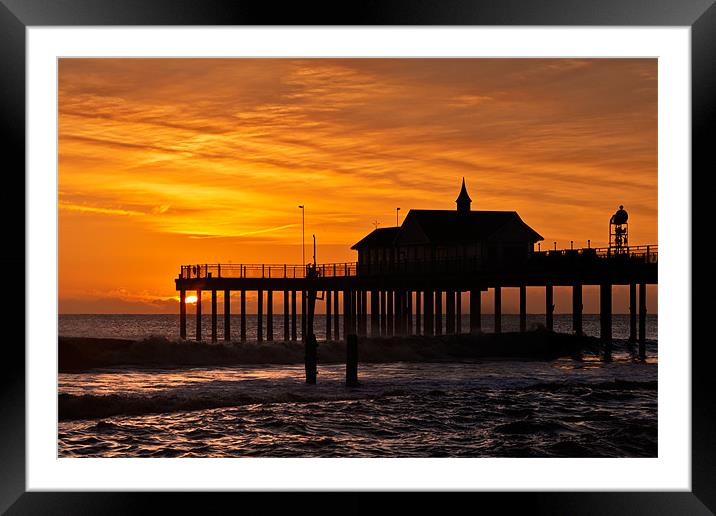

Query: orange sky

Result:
[58,58,657,314]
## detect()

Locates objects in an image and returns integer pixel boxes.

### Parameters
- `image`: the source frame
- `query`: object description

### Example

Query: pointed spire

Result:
[456,177,472,214]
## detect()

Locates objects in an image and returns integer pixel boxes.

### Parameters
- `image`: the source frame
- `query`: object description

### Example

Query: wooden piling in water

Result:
[196,289,202,341]
[424,289,434,336]
[494,286,501,334]
[572,284,582,336]
[639,283,647,358]
[629,283,637,342]
[257,289,263,342]
[283,290,290,341]
[387,290,394,336]
[326,290,332,340]
[346,334,358,387]
[305,333,318,384]
[361,290,368,337]
[240,290,246,342]
[519,285,526,332]
[267,290,273,341]
[470,289,481,334]
[435,291,443,335]
[301,291,306,341]
[291,290,297,341]
[224,290,231,341]
[380,291,387,336]
[415,291,421,335]
[343,290,351,340]
[179,289,187,339]
[407,291,413,335]
[333,290,340,341]
[446,290,455,334]
[545,284,554,332]
[370,290,379,336]
[211,290,218,342]
[456,291,461,334]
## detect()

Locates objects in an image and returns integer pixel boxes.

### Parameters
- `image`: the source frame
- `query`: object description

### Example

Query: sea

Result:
[58,314,657,458]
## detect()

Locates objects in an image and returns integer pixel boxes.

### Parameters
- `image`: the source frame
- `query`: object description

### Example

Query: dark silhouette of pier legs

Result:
[211,290,217,343]
[380,291,387,336]
[179,289,186,339]
[424,290,434,336]
[600,283,612,359]
[267,290,273,341]
[407,291,413,335]
[435,291,443,335]
[283,291,290,341]
[415,291,421,335]
[456,291,461,334]
[224,290,230,341]
[519,286,527,332]
[494,287,502,334]
[639,283,647,358]
[395,291,405,336]
[361,290,368,337]
[240,290,246,342]
[470,289,481,334]
[546,284,554,332]
[370,290,379,336]
[257,289,264,342]
[446,290,455,334]
[326,290,332,340]
[196,290,202,341]
[291,290,297,341]
[629,283,637,342]
[333,290,339,341]
[387,291,394,336]
[572,284,582,336]
[301,291,306,341]
[343,290,351,340]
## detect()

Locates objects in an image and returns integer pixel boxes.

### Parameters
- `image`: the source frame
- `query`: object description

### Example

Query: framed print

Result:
[2,0,714,513]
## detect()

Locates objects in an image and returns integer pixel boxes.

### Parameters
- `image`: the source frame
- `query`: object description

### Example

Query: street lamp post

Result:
[298,205,305,268]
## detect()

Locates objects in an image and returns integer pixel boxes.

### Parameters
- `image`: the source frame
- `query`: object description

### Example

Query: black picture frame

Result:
[1,0,712,513]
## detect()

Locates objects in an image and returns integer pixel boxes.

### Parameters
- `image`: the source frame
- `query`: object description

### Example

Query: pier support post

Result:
[326,290,332,340]
[519,286,527,332]
[546,284,554,332]
[305,333,318,384]
[346,334,359,387]
[470,289,481,334]
[446,290,455,334]
[301,291,307,341]
[361,290,368,337]
[257,290,264,342]
[572,284,582,336]
[211,290,218,343]
[240,290,246,342]
[380,291,387,336]
[600,283,612,358]
[394,291,403,336]
[343,290,351,340]
[179,289,187,340]
[370,290,379,336]
[196,290,202,341]
[424,290,434,336]
[267,290,273,341]
[291,290,297,341]
[283,291,290,342]
[387,290,394,337]
[494,287,502,334]
[407,291,413,335]
[435,291,443,335]
[333,290,340,341]
[639,283,647,358]
[415,291,421,335]
[224,290,230,341]
[629,283,637,342]
[456,291,461,334]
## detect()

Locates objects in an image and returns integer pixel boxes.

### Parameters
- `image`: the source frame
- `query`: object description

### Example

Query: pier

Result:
[175,245,657,357]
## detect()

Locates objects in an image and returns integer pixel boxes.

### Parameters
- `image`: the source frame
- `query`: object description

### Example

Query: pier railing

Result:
[178,245,656,280]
